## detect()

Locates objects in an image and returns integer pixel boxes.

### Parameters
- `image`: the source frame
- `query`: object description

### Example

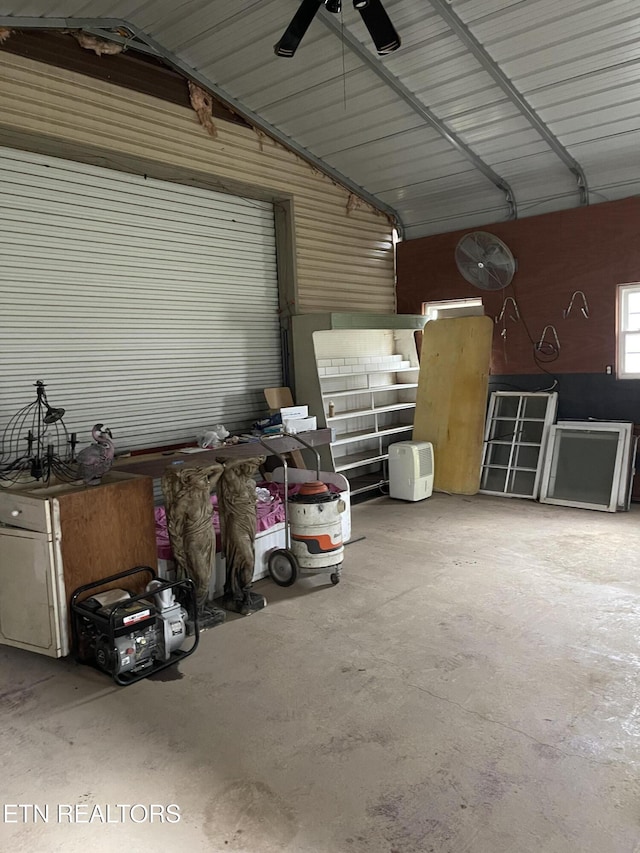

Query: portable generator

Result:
[71,566,199,685]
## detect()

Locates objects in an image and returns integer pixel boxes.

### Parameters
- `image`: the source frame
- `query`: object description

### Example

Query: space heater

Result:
[388,441,434,502]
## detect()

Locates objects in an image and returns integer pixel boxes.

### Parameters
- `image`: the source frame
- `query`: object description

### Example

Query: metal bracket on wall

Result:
[563,290,589,319]
[536,324,561,355]
[495,296,521,325]
[495,296,520,356]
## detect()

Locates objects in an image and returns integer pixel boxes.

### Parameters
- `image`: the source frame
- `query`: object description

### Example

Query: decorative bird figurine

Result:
[76,424,115,485]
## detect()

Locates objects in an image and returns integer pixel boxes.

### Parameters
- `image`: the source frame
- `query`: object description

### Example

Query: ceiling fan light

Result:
[356,0,401,55]
[353,0,370,7]
[376,39,401,54]
[274,0,323,57]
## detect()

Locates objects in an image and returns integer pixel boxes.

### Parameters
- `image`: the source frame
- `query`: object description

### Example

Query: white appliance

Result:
[388,441,434,502]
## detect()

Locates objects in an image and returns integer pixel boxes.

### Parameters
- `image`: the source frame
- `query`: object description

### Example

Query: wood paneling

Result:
[0,31,248,126]
[0,51,395,315]
[56,475,157,599]
[414,316,493,495]
[397,198,640,375]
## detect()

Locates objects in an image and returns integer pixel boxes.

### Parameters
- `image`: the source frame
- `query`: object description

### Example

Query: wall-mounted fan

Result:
[455,231,516,291]
[275,0,401,58]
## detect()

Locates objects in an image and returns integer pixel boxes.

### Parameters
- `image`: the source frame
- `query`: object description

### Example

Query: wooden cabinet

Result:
[291,313,426,497]
[0,472,157,658]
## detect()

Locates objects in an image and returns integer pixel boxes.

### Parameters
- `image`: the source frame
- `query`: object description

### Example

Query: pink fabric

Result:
[155,482,288,561]
[154,506,174,561]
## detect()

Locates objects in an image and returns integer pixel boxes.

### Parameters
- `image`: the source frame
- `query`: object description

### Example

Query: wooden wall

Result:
[0,49,396,315]
[397,197,640,377]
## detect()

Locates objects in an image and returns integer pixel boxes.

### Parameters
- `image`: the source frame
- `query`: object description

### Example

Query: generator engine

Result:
[71,567,199,685]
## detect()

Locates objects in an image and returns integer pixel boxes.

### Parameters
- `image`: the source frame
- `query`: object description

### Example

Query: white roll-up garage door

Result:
[0,147,282,453]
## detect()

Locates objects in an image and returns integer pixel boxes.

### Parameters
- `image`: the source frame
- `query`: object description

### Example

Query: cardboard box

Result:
[283,416,317,434]
[279,405,308,419]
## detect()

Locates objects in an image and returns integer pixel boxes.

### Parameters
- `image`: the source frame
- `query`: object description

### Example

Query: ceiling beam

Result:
[0,16,404,230]
[428,0,589,205]
[318,7,517,220]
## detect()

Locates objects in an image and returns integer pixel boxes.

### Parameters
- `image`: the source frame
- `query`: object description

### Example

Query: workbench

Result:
[113,429,333,480]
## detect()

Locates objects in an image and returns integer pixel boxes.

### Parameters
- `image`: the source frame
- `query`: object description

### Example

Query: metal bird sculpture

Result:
[76,423,115,485]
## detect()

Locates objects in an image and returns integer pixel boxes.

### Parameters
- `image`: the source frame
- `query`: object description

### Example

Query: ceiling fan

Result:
[275,0,401,58]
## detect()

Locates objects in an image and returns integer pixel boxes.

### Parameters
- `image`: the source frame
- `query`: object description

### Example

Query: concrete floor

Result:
[2,493,640,852]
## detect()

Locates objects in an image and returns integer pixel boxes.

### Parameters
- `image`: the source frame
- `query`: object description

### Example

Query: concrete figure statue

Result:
[161,462,225,628]
[217,456,267,615]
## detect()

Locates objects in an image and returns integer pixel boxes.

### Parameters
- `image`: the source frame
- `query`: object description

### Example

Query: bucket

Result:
[288,481,345,571]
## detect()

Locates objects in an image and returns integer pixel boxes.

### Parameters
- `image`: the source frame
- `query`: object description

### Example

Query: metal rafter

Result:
[428,0,589,205]
[318,6,517,219]
[0,16,404,230]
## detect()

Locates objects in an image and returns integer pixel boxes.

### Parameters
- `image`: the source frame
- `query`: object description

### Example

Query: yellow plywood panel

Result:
[414,316,493,495]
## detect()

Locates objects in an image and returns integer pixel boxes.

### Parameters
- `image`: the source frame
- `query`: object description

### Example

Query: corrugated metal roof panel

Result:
[1,0,639,237]
[313,114,427,157]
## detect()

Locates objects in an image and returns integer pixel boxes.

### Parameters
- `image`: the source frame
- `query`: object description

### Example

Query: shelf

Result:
[322,366,418,380]
[349,473,388,496]
[322,383,418,399]
[328,402,416,422]
[292,320,423,502]
[332,423,413,446]
[335,451,389,472]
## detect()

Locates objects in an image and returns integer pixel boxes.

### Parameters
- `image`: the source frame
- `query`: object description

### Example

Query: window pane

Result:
[481,467,507,492]
[514,445,541,469]
[626,312,640,332]
[519,421,544,443]
[624,333,640,374]
[624,353,640,374]
[495,396,519,418]
[487,444,512,466]
[523,396,547,418]
[549,430,619,505]
[627,291,640,313]
[508,469,536,496]
[489,418,516,441]
[624,333,640,354]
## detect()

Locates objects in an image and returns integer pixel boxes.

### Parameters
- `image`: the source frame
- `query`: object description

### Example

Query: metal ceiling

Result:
[1,0,639,238]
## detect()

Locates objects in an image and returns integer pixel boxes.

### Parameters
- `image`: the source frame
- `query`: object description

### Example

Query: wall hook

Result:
[563,290,589,319]
[536,324,561,354]
[495,296,521,324]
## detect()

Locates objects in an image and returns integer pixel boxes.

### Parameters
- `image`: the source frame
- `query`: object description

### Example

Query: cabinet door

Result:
[0,528,64,657]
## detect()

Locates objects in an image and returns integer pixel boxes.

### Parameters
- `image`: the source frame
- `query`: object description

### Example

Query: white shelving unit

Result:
[291,314,426,497]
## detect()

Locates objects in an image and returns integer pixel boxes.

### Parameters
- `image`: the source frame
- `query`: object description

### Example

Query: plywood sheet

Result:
[414,316,493,495]
[57,476,157,599]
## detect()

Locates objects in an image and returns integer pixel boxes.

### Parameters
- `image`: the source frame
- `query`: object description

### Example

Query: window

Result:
[422,297,483,322]
[617,284,640,379]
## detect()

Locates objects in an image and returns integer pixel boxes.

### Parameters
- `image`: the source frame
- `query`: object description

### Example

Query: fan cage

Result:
[455,231,516,291]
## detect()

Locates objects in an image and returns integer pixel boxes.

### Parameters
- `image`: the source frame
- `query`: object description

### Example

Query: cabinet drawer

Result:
[0,491,51,533]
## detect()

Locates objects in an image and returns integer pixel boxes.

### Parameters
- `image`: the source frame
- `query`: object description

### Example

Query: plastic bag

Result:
[197,424,230,448]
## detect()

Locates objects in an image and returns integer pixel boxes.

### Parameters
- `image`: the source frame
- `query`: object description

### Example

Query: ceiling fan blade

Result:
[357,0,401,54]
[274,0,323,57]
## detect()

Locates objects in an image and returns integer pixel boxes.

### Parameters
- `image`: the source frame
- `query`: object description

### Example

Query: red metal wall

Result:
[397,197,640,375]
